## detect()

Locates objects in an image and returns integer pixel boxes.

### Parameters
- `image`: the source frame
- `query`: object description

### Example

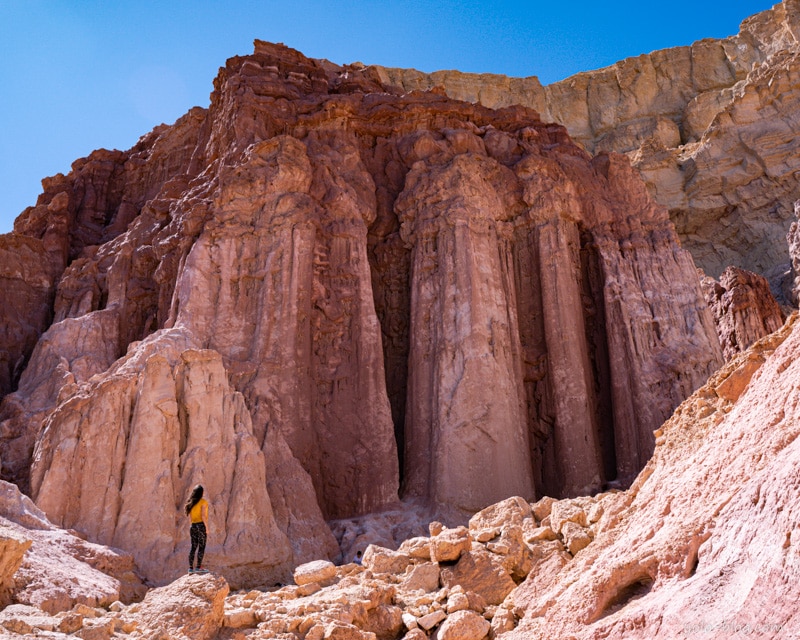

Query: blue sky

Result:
[0,0,776,234]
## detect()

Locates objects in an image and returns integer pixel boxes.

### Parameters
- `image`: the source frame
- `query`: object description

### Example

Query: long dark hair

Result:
[184,484,204,515]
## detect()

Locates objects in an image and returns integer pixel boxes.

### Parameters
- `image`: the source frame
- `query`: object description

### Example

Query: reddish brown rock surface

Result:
[377,0,800,294]
[0,40,722,583]
[701,266,786,360]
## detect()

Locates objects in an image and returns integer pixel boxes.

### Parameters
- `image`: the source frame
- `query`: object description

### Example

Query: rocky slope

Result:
[0,40,723,585]
[375,0,800,293]
[0,313,797,639]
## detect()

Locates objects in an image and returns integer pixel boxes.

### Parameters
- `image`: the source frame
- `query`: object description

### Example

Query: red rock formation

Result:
[0,236,57,400]
[0,41,723,582]
[376,1,800,294]
[701,266,786,360]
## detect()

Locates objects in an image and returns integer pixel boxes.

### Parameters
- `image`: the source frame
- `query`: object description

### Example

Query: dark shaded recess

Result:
[579,228,617,483]
[362,136,413,490]
[0,293,54,401]
[513,225,558,498]
[596,575,654,620]
[367,231,411,486]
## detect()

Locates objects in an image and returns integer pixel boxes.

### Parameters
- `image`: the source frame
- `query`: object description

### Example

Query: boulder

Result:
[397,536,431,560]
[468,496,533,540]
[363,545,411,575]
[430,526,471,563]
[445,591,470,613]
[560,521,592,555]
[439,549,516,605]
[400,562,440,593]
[531,496,555,522]
[0,604,59,636]
[437,609,490,640]
[294,560,337,586]
[549,501,587,534]
[417,609,446,631]
[135,573,228,640]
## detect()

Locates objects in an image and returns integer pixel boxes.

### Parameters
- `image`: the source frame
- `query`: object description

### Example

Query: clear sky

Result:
[0,0,776,234]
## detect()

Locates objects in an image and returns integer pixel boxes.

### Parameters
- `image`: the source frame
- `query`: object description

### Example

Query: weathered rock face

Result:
[0,236,58,401]
[376,0,800,292]
[501,313,800,639]
[1,40,722,582]
[3,310,800,637]
[29,339,306,587]
[0,479,145,614]
[134,573,228,640]
[701,266,786,360]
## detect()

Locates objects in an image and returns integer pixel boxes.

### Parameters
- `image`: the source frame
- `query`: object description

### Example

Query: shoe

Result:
[195,567,209,574]
[188,568,195,574]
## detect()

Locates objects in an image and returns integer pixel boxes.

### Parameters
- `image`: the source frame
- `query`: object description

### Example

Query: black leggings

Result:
[189,522,207,569]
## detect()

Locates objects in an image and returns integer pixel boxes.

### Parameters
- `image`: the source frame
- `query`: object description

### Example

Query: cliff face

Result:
[375,0,800,292]
[0,41,721,584]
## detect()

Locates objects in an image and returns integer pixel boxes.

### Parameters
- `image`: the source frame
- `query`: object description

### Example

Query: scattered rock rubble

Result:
[0,494,607,639]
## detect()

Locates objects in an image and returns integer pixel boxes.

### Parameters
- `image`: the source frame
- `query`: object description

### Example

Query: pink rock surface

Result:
[503,314,800,638]
[0,480,144,614]
[135,572,228,640]
[29,341,318,587]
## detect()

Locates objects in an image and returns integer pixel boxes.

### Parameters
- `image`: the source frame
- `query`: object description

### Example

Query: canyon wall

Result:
[375,0,800,292]
[0,41,722,583]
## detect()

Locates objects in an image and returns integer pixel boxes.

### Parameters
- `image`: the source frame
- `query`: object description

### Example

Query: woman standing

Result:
[184,484,209,573]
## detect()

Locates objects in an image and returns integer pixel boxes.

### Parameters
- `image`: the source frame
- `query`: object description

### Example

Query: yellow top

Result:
[189,498,208,524]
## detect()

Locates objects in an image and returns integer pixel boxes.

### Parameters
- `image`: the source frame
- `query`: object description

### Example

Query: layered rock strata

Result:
[375,0,800,291]
[1,41,722,582]
[701,266,786,360]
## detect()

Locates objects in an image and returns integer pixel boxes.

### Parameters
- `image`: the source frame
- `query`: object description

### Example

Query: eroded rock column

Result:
[398,154,535,511]
[534,217,604,496]
[173,134,399,519]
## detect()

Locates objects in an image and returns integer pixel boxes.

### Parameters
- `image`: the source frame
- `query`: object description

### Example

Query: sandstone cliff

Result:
[0,41,722,584]
[375,0,800,293]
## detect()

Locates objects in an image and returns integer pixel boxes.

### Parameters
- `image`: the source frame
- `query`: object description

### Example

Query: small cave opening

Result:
[595,574,655,621]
